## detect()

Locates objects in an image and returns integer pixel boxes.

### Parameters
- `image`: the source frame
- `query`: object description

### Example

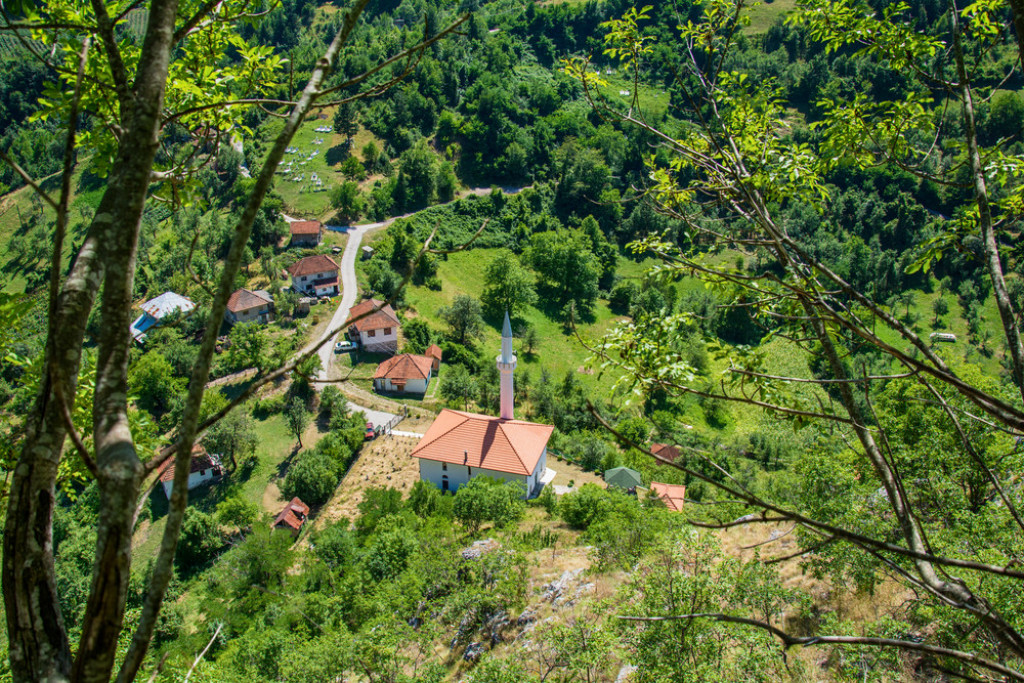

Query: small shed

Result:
[361,245,374,260]
[604,466,643,491]
[272,497,310,536]
[425,344,443,372]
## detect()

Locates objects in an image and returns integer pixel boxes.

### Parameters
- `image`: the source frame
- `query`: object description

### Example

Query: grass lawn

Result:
[259,112,386,220]
[591,70,671,121]
[400,248,631,398]
[743,0,799,35]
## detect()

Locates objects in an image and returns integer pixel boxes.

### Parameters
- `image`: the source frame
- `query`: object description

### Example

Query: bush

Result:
[313,429,358,473]
[253,393,288,418]
[175,508,222,569]
[217,496,260,530]
[453,476,526,533]
[365,528,417,581]
[355,487,404,537]
[280,451,340,506]
[408,480,443,517]
[558,483,613,530]
[533,485,557,516]
[319,385,347,418]
[314,524,357,570]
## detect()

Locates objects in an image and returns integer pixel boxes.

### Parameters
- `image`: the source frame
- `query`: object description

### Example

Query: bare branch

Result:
[617,613,1024,682]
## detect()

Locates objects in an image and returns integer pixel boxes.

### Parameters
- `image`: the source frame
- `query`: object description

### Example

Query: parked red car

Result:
[364,422,375,440]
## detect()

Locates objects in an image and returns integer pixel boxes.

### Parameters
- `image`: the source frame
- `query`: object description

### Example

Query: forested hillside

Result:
[1,0,1023,681]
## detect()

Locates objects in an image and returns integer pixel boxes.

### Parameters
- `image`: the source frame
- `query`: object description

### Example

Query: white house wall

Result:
[375,377,429,394]
[291,270,339,295]
[162,469,216,499]
[359,327,398,351]
[418,447,547,499]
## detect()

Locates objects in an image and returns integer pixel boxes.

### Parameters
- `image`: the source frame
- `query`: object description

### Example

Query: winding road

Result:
[285,184,529,431]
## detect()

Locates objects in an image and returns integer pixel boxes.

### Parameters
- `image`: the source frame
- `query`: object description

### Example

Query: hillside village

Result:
[1,0,1023,680]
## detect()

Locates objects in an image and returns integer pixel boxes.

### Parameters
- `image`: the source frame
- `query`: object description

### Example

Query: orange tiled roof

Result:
[375,354,433,380]
[159,444,218,483]
[348,298,399,332]
[651,443,682,463]
[287,254,338,277]
[273,497,310,531]
[425,344,443,361]
[226,288,273,313]
[650,482,686,512]
[289,220,321,236]
[411,409,553,476]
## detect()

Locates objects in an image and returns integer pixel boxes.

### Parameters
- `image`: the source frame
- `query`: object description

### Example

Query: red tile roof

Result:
[650,482,686,512]
[348,298,399,332]
[159,444,219,483]
[287,254,339,278]
[273,497,310,531]
[289,220,322,236]
[651,443,682,463]
[425,344,443,361]
[411,409,554,476]
[375,354,433,380]
[226,288,273,313]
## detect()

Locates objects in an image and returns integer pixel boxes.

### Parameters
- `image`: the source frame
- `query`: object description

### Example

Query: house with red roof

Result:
[374,353,434,394]
[225,288,274,325]
[649,482,686,512]
[289,220,322,247]
[348,298,400,354]
[411,313,555,498]
[287,254,339,297]
[272,497,310,536]
[159,444,223,499]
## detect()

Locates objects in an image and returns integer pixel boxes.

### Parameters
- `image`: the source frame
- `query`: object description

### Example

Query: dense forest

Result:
[1,0,1023,681]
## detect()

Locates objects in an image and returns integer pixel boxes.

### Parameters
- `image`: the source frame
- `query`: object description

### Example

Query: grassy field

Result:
[259,112,388,220]
[396,248,637,398]
[591,70,671,121]
[743,0,799,35]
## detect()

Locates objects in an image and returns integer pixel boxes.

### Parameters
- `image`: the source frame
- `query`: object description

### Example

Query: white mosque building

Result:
[411,313,556,498]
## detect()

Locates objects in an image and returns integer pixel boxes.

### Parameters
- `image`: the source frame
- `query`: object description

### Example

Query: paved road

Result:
[311,223,372,382]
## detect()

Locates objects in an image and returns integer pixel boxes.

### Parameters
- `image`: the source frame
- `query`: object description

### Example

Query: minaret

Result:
[497,311,517,420]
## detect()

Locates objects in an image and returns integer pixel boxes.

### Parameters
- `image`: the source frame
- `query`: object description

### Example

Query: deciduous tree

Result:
[481,250,537,319]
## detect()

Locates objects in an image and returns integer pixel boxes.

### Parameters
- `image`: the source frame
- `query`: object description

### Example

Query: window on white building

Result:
[384,327,391,335]
[442,462,447,471]
[368,329,376,337]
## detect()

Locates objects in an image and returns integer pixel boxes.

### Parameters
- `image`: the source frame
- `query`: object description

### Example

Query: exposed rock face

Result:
[460,538,498,560]
[463,642,485,662]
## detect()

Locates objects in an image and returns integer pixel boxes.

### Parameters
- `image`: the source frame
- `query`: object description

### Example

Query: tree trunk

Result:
[71,0,182,678]
[3,187,105,683]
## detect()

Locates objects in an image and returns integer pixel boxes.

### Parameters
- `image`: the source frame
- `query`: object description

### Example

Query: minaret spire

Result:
[497,311,517,420]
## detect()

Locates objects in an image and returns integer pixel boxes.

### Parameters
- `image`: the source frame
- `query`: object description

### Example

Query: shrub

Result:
[408,480,443,517]
[453,476,526,533]
[280,451,340,506]
[558,483,613,530]
[217,496,260,530]
[175,508,222,569]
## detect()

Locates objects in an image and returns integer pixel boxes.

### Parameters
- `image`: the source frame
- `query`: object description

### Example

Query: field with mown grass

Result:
[258,112,389,220]
[742,0,799,35]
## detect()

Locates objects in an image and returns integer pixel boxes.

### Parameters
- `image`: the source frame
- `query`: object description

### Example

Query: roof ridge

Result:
[497,421,527,471]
